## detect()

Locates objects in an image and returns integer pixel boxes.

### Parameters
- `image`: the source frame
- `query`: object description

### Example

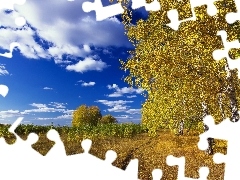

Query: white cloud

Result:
[0,110,23,118]
[26,103,65,113]
[37,117,53,120]
[36,113,73,121]
[95,99,141,114]
[29,103,48,109]
[76,80,96,86]
[43,87,53,90]
[83,44,91,53]
[127,95,137,98]
[95,99,134,113]
[107,84,118,89]
[23,108,61,113]
[66,57,108,73]
[125,109,141,114]
[49,102,67,109]
[0,102,74,122]
[0,64,9,75]
[95,100,133,107]
[55,114,72,119]
[81,81,95,87]
[54,59,72,64]
[115,114,142,123]
[103,49,111,54]
[63,109,74,114]
[116,115,133,119]
[107,105,128,112]
[0,0,132,65]
[106,84,144,97]
[108,93,122,97]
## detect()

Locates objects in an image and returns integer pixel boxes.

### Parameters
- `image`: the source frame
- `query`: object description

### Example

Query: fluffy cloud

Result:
[95,99,138,113]
[66,57,109,73]
[0,110,26,118]
[81,81,96,87]
[0,64,9,75]
[24,103,66,113]
[126,95,137,98]
[0,102,74,122]
[37,114,72,120]
[106,84,144,97]
[43,87,53,90]
[125,109,141,114]
[114,114,142,123]
[0,0,132,63]
[83,44,91,53]
[49,102,67,109]
[29,103,48,109]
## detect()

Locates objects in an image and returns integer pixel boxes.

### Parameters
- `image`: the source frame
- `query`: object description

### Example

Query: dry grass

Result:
[4,129,226,180]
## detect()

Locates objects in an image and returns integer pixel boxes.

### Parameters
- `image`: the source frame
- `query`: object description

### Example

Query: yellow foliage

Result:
[119,0,240,134]
[99,114,118,124]
[72,105,102,127]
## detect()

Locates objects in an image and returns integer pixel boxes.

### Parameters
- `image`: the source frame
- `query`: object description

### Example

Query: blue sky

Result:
[0,0,150,126]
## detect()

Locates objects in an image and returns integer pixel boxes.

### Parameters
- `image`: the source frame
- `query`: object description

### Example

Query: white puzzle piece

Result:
[212,30,240,78]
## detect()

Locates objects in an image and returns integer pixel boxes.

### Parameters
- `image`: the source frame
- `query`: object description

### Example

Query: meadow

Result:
[0,123,227,180]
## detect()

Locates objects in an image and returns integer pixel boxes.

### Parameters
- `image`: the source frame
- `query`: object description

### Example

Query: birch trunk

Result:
[202,102,214,155]
[225,64,239,122]
[178,120,184,135]
[218,93,226,120]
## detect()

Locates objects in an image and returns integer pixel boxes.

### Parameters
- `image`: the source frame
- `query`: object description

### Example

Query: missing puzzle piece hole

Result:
[15,16,26,26]
[166,155,184,166]
[0,85,9,97]
[0,42,20,58]
[82,1,94,13]
[152,169,162,180]
[197,139,209,151]
[198,167,209,178]
[46,129,61,142]
[81,139,92,153]
[213,153,225,164]
[26,132,39,145]
[105,150,117,164]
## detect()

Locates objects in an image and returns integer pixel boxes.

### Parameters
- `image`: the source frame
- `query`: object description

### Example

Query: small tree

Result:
[72,105,102,127]
[99,114,118,124]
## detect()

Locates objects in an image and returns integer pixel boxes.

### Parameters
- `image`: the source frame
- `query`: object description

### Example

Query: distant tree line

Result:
[71,104,117,127]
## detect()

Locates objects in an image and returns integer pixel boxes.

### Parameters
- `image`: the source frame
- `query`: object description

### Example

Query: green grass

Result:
[0,123,226,180]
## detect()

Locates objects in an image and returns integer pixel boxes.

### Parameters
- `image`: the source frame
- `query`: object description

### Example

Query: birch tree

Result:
[119,0,240,154]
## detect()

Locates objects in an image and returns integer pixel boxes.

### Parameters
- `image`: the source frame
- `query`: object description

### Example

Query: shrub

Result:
[72,105,102,127]
[99,114,118,124]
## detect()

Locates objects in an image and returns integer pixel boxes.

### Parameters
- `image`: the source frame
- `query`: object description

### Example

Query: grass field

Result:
[1,123,227,180]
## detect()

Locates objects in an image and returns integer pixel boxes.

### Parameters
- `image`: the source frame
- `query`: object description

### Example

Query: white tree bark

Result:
[202,102,214,155]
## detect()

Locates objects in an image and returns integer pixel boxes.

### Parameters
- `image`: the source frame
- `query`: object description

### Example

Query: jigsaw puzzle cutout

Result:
[0,0,26,59]
[198,114,240,180]
[166,155,209,180]
[82,0,125,21]
[166,0,219,30]
[0,0,26,26]
[225,0,240,24]
[212,30,240,78]
[0,42,20,58]
[82,0,161,21]
[1,112,240,179]
[0,84,9,97]
[131,0,160,12]
[0,117,145,180]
